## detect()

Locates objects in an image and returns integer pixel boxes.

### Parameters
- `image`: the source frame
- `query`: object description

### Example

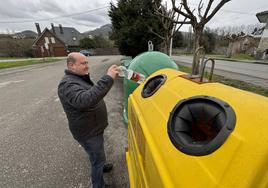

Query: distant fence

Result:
[172,47,228,55]
[92,48,120,55]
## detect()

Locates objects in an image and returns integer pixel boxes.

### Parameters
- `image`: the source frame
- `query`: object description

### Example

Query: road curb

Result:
[210,57,268,65]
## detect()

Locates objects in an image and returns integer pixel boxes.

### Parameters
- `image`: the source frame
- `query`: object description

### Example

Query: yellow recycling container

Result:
[126,68,268,188]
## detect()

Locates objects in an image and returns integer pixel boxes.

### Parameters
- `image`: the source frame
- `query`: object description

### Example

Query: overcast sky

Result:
[0,0,267,34]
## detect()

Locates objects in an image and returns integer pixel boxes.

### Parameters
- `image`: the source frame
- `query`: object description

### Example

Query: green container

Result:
[123,51,178,124]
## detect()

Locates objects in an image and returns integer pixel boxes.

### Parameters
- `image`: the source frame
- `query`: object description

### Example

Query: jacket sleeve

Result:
[60,75,114,109]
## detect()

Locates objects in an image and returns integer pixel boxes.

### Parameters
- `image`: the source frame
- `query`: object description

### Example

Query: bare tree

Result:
[214,23,265,36]
[225,33,238,58]
[171,0,231,75]
[150,2,189,55]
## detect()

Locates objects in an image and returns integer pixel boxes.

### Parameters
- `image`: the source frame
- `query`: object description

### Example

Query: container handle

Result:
[200,58,215,82]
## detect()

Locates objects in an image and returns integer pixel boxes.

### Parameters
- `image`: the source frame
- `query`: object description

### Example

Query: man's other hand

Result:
[107,65,119,80]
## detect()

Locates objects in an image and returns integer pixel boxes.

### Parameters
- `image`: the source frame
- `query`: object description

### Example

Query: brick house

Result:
[32,23,85,57]
[50,23,84,52]
[32,23,67,57]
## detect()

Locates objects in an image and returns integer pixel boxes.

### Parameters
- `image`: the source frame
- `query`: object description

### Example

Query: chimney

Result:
[35,23,41,36]
[51,23,55,34]
[59,24,63,34]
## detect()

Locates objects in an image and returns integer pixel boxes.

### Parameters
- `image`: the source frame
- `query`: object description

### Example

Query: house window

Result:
[73,37,77,41]
[50,37,55,43]
[45,37,49,43]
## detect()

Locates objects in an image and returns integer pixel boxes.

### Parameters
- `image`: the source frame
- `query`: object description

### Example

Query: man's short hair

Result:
[67,54,77,65]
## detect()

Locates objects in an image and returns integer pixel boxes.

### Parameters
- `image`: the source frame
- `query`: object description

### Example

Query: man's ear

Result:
[67,62,73,69]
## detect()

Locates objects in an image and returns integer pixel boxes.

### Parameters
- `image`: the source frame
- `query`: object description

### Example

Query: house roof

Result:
[32,28,66,46]
[50,27,84,46]
[256,10,268,23]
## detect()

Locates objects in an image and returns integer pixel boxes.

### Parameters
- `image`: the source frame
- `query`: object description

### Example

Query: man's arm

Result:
[59,65,119,109]
[60,75,114,109]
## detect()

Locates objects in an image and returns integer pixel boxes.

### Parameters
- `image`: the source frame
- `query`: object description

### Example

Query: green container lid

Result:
[123,51,178,124]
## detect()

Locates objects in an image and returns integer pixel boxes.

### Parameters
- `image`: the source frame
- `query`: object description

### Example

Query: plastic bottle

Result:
[118,66,146,84]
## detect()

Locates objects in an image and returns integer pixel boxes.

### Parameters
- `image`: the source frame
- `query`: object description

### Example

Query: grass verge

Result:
[181,53,268,64]
[178,64,268,97]
[0,58,61,69]
[207,53,256,61]
[0,57,31,60]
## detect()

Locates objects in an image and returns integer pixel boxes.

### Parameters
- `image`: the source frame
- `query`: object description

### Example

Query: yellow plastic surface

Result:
[126,68,268,188]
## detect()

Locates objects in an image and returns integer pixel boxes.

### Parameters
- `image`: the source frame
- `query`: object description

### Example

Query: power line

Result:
[187,2,259,16]
[0,2,265,24]
[220,9,253,15]
[0,6,109,24]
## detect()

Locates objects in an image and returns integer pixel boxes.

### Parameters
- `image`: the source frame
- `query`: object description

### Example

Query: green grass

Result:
[178,65,192,73]
[208,53,256,61]
[177,64,268,97]
[212,75,268,97]
[0,57,31,60]
[229,53,255,60]
[0,58,61,69]
[183,53,267,63]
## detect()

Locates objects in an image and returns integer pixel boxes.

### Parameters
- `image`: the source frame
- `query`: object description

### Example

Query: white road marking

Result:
[0,80,25,88]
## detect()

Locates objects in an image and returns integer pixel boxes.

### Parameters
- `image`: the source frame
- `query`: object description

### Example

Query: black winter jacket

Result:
[58,70,114,142]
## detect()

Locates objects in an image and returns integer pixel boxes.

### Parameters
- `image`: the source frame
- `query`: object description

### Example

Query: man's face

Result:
[70,55,89,75]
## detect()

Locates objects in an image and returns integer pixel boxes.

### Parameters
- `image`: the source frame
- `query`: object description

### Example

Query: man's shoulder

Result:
[59,74,80,84]
[58,74,78,90]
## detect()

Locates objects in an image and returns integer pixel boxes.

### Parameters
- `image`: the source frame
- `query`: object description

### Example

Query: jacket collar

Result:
[65,69,93,85]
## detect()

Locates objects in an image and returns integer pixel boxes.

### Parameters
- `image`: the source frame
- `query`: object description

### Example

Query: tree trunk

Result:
[191,28,203,75]
[164,36,170,55]
[166,41,170,55]
[226,41,233,58]
[169,26,175,57]
[169,36,173,57]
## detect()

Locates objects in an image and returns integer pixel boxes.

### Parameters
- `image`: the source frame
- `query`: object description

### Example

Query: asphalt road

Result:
[0,55,129,188]
[172,55,268,88]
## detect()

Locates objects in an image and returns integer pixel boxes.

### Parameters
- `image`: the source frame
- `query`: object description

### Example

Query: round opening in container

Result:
[167,96,236,156]
[141,74,167,98]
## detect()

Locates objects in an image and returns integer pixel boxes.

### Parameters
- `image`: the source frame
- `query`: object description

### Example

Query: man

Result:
[58,52,119,188]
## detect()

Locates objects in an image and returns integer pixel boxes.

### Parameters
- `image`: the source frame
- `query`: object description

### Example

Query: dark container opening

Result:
[141,74,167,98]
[168,96,236,156]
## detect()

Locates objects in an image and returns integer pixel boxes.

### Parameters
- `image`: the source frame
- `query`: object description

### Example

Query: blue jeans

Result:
[79,133,106,188]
